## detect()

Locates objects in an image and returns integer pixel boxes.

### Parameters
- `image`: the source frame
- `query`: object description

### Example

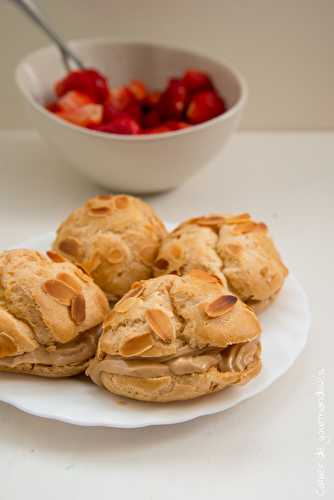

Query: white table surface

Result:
[0,130,332,499]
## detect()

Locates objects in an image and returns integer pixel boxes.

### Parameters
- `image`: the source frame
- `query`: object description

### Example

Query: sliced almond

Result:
[82,253,101,273]
[57,272,82,293]
[205,294,238,317]
[140,245,158,264]
[58,238,83,259]
[234,221,267,234]
[145,308,174,343]
[0,332,18,357]
[46,251,66,263]
[195,216,225,227]
[114,297,139,313]
[70,294,86,324]
[88,206,111,217]
[96,194,113,201]
[155,258,169,271]
[224,213,251,225]
[42,279,77,305]
[169,243,183,260]
[225,244,242,255]
[188,269,221,284]
[107,248,124,264]
[120,333,153,357]
[114,195,129,209]
[74,267,91,283]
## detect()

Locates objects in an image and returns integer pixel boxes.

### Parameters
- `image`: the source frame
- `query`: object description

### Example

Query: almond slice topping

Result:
[125,285,144,299]
[0,332,18,357]
[195,216,225,227]
[70,294,86,324]
[139,245,158,264]
[42,279,77,305]
[57,272,82,293]
[114,195,129,209]
[224,213,251,225]
[169,243,183,260]
[188,269,221,284]
[205,295,238,317]
[82,253,101,273]
[88,206,111,217]
[120,333,153,357]
[145,308,174,343]
[107,248,124,264]
[47,251,66,263]
[58,238,83,259]
[114,297,139,313]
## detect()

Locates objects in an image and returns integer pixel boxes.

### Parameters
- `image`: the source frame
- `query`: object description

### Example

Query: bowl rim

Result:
[15,38,248,142]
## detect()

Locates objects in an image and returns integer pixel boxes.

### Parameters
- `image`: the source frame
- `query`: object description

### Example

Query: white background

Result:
[0,130,333,499]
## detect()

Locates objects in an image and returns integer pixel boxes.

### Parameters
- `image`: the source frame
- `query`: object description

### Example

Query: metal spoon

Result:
[11,0,84,71]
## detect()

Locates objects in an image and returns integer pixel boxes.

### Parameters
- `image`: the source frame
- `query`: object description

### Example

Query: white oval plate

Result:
[0,230,310,428]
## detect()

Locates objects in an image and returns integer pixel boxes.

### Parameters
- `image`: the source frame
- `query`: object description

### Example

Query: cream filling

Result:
[0,328,99,369]
[88,339,259,386]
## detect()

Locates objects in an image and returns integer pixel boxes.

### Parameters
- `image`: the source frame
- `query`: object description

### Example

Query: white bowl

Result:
[16,39,247,194]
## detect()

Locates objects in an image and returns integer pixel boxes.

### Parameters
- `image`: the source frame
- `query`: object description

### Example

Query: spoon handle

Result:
[11,0,84,70]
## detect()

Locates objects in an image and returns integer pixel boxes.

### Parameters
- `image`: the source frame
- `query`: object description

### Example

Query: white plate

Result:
[0,230,310,428]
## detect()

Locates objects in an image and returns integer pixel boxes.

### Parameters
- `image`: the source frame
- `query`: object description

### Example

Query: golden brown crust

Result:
[0,360,89,378]
[0,249,109,377]
[52,194,167,300]
[87,273,262,402]
[154,213,288,310]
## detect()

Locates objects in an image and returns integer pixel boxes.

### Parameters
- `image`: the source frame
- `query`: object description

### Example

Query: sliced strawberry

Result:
[55,69,109,103]
[93,116,141,135]
[56,104,103,127]
[142,110,161,129]
[157,79,187,120]
[164,120,190,131]
[129,80,148,101]
[182,69,214,95]
[143,91,161,110]
[108,86,137,111]
[186,91,225,124]
[144,124,171,134]
[46,100,60,113]
[58,91,94,112]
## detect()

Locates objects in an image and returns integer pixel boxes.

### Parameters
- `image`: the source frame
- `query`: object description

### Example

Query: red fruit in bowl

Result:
[144,124,171,134]
[142,110,161,129]
[109,86,137,111]
[186,90,225,124]
[182,69,214,95]
[56,104,103,127]
[157,79,187,120]
[93,116,141,135]
[164,121,190,131]
[46,100,60,113]
[129,80,148,101]
[55,69,109,103]
[143,91,161,110]
[103,101,142,124]
[58,91,94,112]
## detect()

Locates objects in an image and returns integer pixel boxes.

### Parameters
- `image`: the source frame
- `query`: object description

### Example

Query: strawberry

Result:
[164,121,190,131]
[56,104,103,127]
[129,80,148,101]
[55,69,109,103]
[182,69,214,95]
[58,91,94,112]
[157,79,187,120]
[144,125,171,134]
[93,116,141,135]
[186,90,225,124]
[142,110,161,129]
